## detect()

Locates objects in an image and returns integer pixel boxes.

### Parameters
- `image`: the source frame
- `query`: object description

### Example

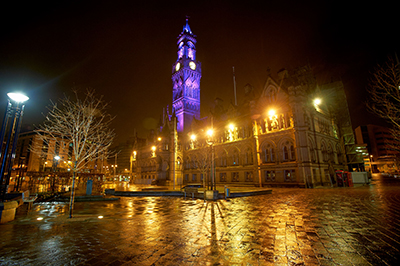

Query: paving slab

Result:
[1,175,400,265]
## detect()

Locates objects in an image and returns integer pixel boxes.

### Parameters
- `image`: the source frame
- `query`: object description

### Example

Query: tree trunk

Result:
[69,161,77,218]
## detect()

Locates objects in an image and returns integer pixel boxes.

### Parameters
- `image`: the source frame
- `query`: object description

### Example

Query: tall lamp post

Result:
[52,155,60,192]
[206,128,215,191]
[0,92,29,201]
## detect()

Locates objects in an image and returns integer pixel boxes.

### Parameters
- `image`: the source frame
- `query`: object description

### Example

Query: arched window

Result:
[185,157,191,169]
[309,138,316,163]
[263,143,275,163]
[328,144,334,163]
[290,145,296,161]
[244,148,253,165]
[232,149,239,166]
[336,144,343,164]
[219,152,227,167]
[283,146,289,161]
[321,142,328,162]
[282,141,295,161]
[191,156,197,169]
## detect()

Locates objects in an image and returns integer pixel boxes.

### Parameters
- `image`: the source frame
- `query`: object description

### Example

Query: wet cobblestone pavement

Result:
[1,175,400,265]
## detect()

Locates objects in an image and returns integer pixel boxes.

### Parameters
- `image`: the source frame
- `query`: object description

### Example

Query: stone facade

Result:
[129,20,353,188]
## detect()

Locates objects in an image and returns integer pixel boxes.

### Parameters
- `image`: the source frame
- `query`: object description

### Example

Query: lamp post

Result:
[206,128,215,191]
[52,155,60,192]
[0,92,29,201]
[14,156,25,192]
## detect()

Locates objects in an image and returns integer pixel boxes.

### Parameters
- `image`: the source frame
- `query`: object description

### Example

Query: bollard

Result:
[225,186,230,200]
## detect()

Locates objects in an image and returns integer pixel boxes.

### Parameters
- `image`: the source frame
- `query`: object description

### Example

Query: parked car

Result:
[180,183,203,191]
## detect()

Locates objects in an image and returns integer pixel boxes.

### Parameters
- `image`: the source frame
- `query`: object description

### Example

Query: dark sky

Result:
[0,1,397,144]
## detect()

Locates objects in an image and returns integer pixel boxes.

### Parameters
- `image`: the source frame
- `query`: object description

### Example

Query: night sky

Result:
[0,1,397,144]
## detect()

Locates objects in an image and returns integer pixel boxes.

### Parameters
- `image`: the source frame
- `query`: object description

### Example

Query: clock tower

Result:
[172,18,202,132]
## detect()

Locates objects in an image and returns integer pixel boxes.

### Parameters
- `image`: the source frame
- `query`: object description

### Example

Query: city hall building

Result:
[130,19,360,188]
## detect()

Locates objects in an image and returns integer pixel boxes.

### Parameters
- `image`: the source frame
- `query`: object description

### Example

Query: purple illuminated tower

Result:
[172,19,202,132]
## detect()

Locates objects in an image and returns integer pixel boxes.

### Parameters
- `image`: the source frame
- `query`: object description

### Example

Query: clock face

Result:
[189,61,196,70]
[175,62,181,71]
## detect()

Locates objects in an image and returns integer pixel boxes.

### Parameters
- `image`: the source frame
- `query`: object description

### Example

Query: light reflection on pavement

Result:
[1,175,400,265]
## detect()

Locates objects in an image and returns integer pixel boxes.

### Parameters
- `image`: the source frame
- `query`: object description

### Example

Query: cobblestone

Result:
[1,175,400,265]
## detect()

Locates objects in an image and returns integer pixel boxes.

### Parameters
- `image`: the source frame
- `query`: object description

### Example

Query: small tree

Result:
[192,148,212,190]
[35,90,115,218]
[367,55,400,151]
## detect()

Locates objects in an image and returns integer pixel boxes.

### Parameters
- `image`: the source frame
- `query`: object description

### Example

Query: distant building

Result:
[127,19,361,188]
[13,131,106,185]
[355,125,399,173]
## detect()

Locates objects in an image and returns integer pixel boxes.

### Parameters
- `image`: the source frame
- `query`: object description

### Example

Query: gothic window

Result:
[309,138,316,163]
[185,157,190,169]
[283,146,289,161]
[265,144,276,163]
[232,149,239,166]
[328,144,334,163]
[244,148,253,165]
[290,145,296,160]
[282,140,295,161]
[219,152,227,167]
[336,144,343,164]
[321,142,328,162]
[191,156,197,169]
[265,86,277,102]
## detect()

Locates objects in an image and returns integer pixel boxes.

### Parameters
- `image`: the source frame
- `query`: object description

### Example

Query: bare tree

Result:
[367,55,400,151]
[35,89,115,218]
[191,148,212,189]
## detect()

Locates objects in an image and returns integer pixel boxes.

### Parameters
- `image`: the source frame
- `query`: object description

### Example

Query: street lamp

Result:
[190,134,196,149]
[0,92,29,201]
[206,128,215,191]
[52,156,60,192]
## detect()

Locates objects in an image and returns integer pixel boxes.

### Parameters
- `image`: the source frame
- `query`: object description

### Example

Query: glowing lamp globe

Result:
[7,93,29,103]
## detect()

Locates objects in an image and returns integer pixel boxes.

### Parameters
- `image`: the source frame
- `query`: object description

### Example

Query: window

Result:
[284,170,296,182]
[321,142,328,162]
[264,170,275,182]
[185,157,191,169]
[283,146,289,161]
[309,138,316,163]
[220,153,227,167]
[244,148,253,165]
[263,144,275,163]
[245,171,253,182]
[192,174,197,182]
[290,145,295,160]
[282,141,296,161]
[232,150,239,165]
[220,173,227,182]
[185,174,189,181]
[232,172,239,182]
